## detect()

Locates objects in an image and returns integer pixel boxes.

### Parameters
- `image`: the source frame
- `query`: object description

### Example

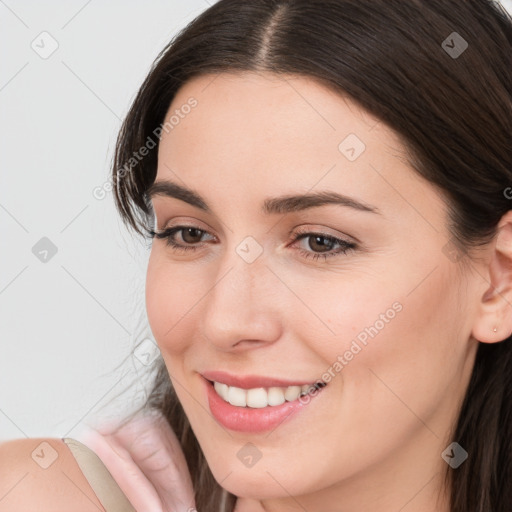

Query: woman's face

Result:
[145,72,484,508]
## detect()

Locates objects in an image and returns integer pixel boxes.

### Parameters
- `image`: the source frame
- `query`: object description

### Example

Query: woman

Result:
[2,0,511,511]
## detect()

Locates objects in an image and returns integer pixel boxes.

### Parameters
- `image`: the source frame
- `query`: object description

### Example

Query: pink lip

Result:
[201,370,323,389]
[202,374,327,433]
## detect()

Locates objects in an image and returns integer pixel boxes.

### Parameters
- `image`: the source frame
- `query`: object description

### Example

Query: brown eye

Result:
[181,227,205,243]
[291,231,357,261]
[149,225,215,250]
[307,235,336,253]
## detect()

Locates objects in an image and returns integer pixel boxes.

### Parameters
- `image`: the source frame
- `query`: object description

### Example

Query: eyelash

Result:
[147,226,357,261]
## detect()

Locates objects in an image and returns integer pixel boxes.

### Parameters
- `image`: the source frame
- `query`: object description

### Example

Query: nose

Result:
[199,246,282,352]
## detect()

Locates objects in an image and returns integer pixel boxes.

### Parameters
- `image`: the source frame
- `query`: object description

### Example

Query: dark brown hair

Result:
[109,1,512,510]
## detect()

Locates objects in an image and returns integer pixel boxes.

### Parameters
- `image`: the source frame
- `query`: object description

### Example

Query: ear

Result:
[472,210,512,343]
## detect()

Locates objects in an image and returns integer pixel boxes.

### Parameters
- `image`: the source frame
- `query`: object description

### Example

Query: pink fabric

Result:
[77,410,196,512]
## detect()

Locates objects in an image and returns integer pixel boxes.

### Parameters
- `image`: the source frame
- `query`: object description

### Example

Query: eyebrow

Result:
[146,179,380,215]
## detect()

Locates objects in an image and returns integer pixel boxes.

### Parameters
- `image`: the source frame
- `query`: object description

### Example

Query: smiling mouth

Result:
[209,380,327,408]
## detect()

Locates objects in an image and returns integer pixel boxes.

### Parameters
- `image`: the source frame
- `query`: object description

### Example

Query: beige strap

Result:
[62,437,137,512]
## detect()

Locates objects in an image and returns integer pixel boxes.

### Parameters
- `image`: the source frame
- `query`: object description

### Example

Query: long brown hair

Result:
[108,1,512,510]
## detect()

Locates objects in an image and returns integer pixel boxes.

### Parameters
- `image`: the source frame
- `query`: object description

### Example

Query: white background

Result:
[1,0,511,441]
[0,0,211,441]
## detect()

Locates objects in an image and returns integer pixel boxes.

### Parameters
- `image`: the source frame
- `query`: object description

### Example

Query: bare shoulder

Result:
[0,437,105,511]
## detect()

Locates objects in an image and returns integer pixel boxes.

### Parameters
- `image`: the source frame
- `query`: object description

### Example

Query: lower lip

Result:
[204,378,325,433]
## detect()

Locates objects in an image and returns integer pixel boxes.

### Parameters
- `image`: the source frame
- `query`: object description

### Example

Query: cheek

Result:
[145,251,204,353]
[335,264,467,422]
[309,258,466,412]
[295,274,404,368]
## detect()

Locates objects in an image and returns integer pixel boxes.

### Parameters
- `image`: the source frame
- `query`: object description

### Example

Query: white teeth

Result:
[284,385,302,402]
[227,386,247,407]
[267,387,286,406]
[214,381,229,401]
[301,384,313,395]
[246,388,268,408]
[213,381,323,408]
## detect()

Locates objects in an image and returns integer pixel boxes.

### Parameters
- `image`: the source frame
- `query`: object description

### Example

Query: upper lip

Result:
[201,370,325,389]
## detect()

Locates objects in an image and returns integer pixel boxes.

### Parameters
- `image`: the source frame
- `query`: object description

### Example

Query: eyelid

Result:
[288,228,357,257]
[157,216,217,235]
[150,223,358,265]
[290,225,358,245]
[152,221,357,243]
[154,223,354,245]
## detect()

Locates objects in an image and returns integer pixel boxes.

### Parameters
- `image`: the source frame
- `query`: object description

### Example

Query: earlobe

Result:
[471,210,512,344]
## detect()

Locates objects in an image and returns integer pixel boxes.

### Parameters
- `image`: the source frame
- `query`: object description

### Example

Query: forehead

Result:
[160,71,387,159]
[154,71,446,230]
[158,72,395,180]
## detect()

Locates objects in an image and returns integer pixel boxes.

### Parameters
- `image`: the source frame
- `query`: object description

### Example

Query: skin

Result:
[0,438,106,511]
[0,412,194,512]
[146,71,512,512]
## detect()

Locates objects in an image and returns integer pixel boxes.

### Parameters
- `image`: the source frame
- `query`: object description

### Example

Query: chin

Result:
[207,456,315,500]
